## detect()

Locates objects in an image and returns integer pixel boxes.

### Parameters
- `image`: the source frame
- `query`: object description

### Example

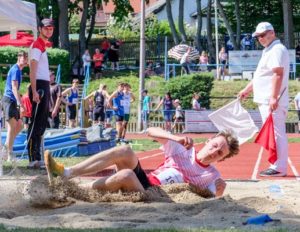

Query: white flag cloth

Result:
[208,99,258,145]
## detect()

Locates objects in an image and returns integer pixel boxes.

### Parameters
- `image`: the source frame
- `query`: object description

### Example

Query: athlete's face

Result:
[40,26,54,40]
[196,135,229,165]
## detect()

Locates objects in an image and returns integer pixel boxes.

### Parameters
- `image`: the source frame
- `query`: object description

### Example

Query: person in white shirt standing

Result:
[294,92,300,132]
[180,47,191,74]
[27,18,54,169]
[82,49,91,76]
[238,22,289,177]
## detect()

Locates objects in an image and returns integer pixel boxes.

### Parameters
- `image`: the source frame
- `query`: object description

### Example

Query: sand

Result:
[0,176,299,231]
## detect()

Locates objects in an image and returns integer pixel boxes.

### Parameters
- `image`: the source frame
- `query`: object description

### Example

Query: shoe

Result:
[38,160,46,169]
[27,160,40,169]
[44,150,64,184]
[259,168,286,177]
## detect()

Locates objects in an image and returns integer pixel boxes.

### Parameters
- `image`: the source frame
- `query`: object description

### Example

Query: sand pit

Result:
[0,176,300,230]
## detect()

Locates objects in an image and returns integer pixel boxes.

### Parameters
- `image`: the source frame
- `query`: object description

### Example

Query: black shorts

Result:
[2,96,20,121]
[298,110,300,121]
[68,104,77,120]
[23,116,31,125]
[94,66,102,74]
[93,107,105,122]
[133,162,152,189]
[115,115,124,122]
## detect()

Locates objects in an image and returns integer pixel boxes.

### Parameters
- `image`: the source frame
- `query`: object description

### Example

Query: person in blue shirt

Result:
[62,79,79,128]
[108,83,125,143]
[142,89,151,132]
[2,51,28,162]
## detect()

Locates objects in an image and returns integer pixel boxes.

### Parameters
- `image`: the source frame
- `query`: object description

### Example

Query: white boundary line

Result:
[251,147,264,180]
[288,158,300,181]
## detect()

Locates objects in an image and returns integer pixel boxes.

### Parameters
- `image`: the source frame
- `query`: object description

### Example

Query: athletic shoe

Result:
[27,160,40,169]
[44,150,64,184]
[259,168,286,177]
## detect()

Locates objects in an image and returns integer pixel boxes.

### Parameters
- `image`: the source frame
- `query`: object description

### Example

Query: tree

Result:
[57,0,70,50]
[166,0,180,44]
[206,0,215,62]
[234,0,241,48]
[216,0,238,50]
[178,0,187,42]
[282,0,294,48]
[196,0,203,51]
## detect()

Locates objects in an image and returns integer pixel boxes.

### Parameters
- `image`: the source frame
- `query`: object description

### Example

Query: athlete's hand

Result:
[32,91,40,103]
[178,136,193,150]
[215,178,226,197]
[269,96,278,112]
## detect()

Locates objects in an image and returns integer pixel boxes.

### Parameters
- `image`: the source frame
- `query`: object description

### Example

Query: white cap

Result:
[174,99,180,104]
[252,22,274,37]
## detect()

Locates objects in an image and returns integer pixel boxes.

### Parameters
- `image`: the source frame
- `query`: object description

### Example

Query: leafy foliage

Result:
[165,73,214,109]
[0,46,70,83]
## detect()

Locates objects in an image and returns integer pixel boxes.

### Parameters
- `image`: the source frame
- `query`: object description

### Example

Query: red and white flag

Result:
[254,113,277,164]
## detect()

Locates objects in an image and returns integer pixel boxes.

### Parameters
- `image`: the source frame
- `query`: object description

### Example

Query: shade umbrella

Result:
[0,31,52,47]
[168,44,199,61]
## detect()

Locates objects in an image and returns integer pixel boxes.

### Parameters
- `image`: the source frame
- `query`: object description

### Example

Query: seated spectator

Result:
[93,48,104,79]
[199,51,209,71]
[241,34,254,50]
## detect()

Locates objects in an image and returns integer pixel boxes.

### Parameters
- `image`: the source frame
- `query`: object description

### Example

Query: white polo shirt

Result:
[253,39,289,108]
[29,37,50,81]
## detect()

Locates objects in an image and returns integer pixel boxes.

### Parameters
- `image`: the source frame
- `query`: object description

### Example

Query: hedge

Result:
[0,46,70,83]
[165,73,214,109]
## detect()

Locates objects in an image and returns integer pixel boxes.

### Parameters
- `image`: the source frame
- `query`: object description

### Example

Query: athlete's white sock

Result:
[64,168,72,177]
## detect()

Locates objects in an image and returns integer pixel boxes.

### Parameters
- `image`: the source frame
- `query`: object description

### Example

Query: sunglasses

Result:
[256,31,269,39]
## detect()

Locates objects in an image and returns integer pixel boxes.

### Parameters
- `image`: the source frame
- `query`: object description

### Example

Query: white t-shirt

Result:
[253,40,289,108]
[180,52,189,64]
[29,37,50,81]
[149,140,220,192]
[123,92,131,114]
[294,93,300,109]
[192,99,200,110]
[82,54,91,67]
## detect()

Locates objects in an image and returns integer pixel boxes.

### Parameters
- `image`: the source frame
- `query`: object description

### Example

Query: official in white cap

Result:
[238,22,289,177]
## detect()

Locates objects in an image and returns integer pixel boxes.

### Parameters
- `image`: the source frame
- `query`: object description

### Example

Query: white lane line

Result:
[288,158,300,181]
[251,147,264,180]
[139,152,164,160]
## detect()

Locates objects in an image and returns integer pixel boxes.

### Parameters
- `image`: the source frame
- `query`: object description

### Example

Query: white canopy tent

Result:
[0,0,37,39]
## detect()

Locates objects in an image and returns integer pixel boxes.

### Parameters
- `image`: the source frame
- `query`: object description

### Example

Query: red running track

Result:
[133,133,300,181]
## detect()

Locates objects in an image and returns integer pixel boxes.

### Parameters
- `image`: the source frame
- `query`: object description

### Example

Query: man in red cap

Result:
[27,18,54,168]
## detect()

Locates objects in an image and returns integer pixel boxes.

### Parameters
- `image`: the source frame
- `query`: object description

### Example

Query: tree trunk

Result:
[216,0,238,50]
[79,0,89,56]
[206,0,215,62]
[196,0,202,51]
[57,0,70,50]
[51,0,59,48]
[86,0,97,48]
[282,0,294,48]
[166,0,180,44]
[178,0,187,42]
[235,0,241,48]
